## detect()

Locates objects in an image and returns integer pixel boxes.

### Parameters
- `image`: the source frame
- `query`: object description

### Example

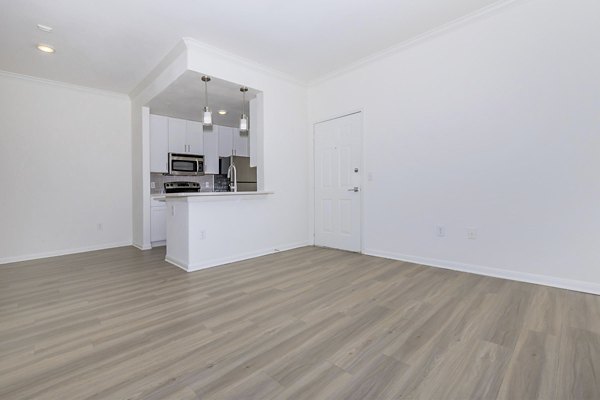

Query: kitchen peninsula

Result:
[164,191,274,271]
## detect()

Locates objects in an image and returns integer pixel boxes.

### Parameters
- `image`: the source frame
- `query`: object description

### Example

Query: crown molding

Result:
[0,69,129,100]
[182,37,307,88]
[309,0,525,87]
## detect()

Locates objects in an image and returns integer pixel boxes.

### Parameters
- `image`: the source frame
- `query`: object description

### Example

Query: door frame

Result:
[312,110,365,253]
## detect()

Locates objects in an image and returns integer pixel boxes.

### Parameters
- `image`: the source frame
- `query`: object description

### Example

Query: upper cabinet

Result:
[167,117,204,155]
[168,118,187,154]
[186,120,204,155]
[150,113,247,174]
[217,126,234,157]
[203,126,219,174]
[150,114,169,173]
[233,128,249,157]
[217,126,249,157]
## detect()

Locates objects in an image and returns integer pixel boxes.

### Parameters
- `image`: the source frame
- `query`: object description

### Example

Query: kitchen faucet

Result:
[227,155,237,192]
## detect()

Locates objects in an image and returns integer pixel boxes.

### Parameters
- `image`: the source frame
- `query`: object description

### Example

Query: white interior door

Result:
[314,112,362,252]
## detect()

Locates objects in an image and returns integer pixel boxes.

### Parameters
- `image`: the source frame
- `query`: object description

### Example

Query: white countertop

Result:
[165,191,273,198]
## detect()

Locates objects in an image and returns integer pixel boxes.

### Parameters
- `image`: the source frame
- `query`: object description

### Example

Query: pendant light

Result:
[201,75,212,127]
[239,87,249,133]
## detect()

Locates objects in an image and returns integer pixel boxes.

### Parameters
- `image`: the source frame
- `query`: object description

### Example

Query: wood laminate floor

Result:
[1,246,599,399]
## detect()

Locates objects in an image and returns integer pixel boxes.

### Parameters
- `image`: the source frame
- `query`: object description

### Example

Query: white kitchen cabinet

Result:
[203,125,219,174]
[150,115,219,174]
[186,120,204,155]
[150,200,166,244]
[168,118,187,154]
[150,115,169,173]
[233,128,249,156]
[217,125,234,157]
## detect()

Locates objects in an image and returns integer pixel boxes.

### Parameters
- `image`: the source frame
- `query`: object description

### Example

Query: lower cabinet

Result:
[150,201,167,244]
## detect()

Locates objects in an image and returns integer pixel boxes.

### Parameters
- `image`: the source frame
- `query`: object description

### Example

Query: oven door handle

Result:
[197,159,201,175]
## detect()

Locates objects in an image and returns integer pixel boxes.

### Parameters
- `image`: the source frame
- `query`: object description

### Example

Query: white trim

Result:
[364,248,600,296]
[309,0,524,86]
[166,241,310,272]
[164,255,190,271]
[133,242,152,251]
[0,69,129,99]
[313,110,362,125]
[0,241,134,265]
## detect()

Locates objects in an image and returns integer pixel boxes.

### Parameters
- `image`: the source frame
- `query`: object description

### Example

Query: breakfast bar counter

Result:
[164,191,276,271]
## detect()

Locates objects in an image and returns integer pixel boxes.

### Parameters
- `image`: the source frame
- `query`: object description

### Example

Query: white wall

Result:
[0,72,132,263]
[186,40,310,251]
[131,39,310,252]
[309,0,600,292]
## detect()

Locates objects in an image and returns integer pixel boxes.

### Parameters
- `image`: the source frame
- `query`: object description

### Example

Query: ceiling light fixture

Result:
[239,87,249,133]
[37,44,55,53]
[201,75,212,127]
[218,110,227,115]
[37,24,53,32]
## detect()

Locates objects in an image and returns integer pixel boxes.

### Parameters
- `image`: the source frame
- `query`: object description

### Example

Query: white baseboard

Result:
[164,255,189,271]
[363,248,600,296]
[166,241,311,272]
[0,241,133,265]
[132,242,152,251]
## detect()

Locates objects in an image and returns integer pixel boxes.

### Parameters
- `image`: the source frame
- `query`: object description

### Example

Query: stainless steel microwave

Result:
[168,153,204,176]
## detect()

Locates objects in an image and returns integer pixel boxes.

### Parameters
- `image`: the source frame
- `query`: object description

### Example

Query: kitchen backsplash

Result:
[151,173,216,194]
[213,175,230,192]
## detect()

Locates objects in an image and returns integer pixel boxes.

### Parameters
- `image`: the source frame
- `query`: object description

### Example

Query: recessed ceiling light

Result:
[37,24,53,32]
[37,44,55,53]
[218,110,227,115]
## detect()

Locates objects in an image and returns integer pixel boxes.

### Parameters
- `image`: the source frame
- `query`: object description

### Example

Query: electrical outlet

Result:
[199,230,206,240]
[150,182,156,189]
[466,228,477,240]
[436,225,446,237]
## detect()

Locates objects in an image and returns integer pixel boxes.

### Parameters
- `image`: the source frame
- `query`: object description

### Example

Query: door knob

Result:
[348,187,360,192]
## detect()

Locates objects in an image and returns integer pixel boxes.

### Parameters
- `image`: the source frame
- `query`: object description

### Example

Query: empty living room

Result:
[1,0,599,399]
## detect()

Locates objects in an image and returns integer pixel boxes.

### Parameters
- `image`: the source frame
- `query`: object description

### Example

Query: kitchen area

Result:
[148,71,267,251]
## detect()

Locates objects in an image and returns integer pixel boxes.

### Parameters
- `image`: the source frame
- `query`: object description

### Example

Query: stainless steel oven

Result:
[168,153,204,176]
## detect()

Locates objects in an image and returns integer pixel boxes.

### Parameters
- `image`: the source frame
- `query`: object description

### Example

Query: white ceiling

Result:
[148,71,258,127]
[0,0,505,93]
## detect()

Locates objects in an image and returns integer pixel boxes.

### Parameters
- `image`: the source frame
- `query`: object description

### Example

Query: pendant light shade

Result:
[201,76,212,127]
[239,115,248,132]
[239,87,249,133]
[203,107,212,126]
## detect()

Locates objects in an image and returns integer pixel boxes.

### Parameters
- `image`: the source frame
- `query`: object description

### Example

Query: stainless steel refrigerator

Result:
[219,156,257,192]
